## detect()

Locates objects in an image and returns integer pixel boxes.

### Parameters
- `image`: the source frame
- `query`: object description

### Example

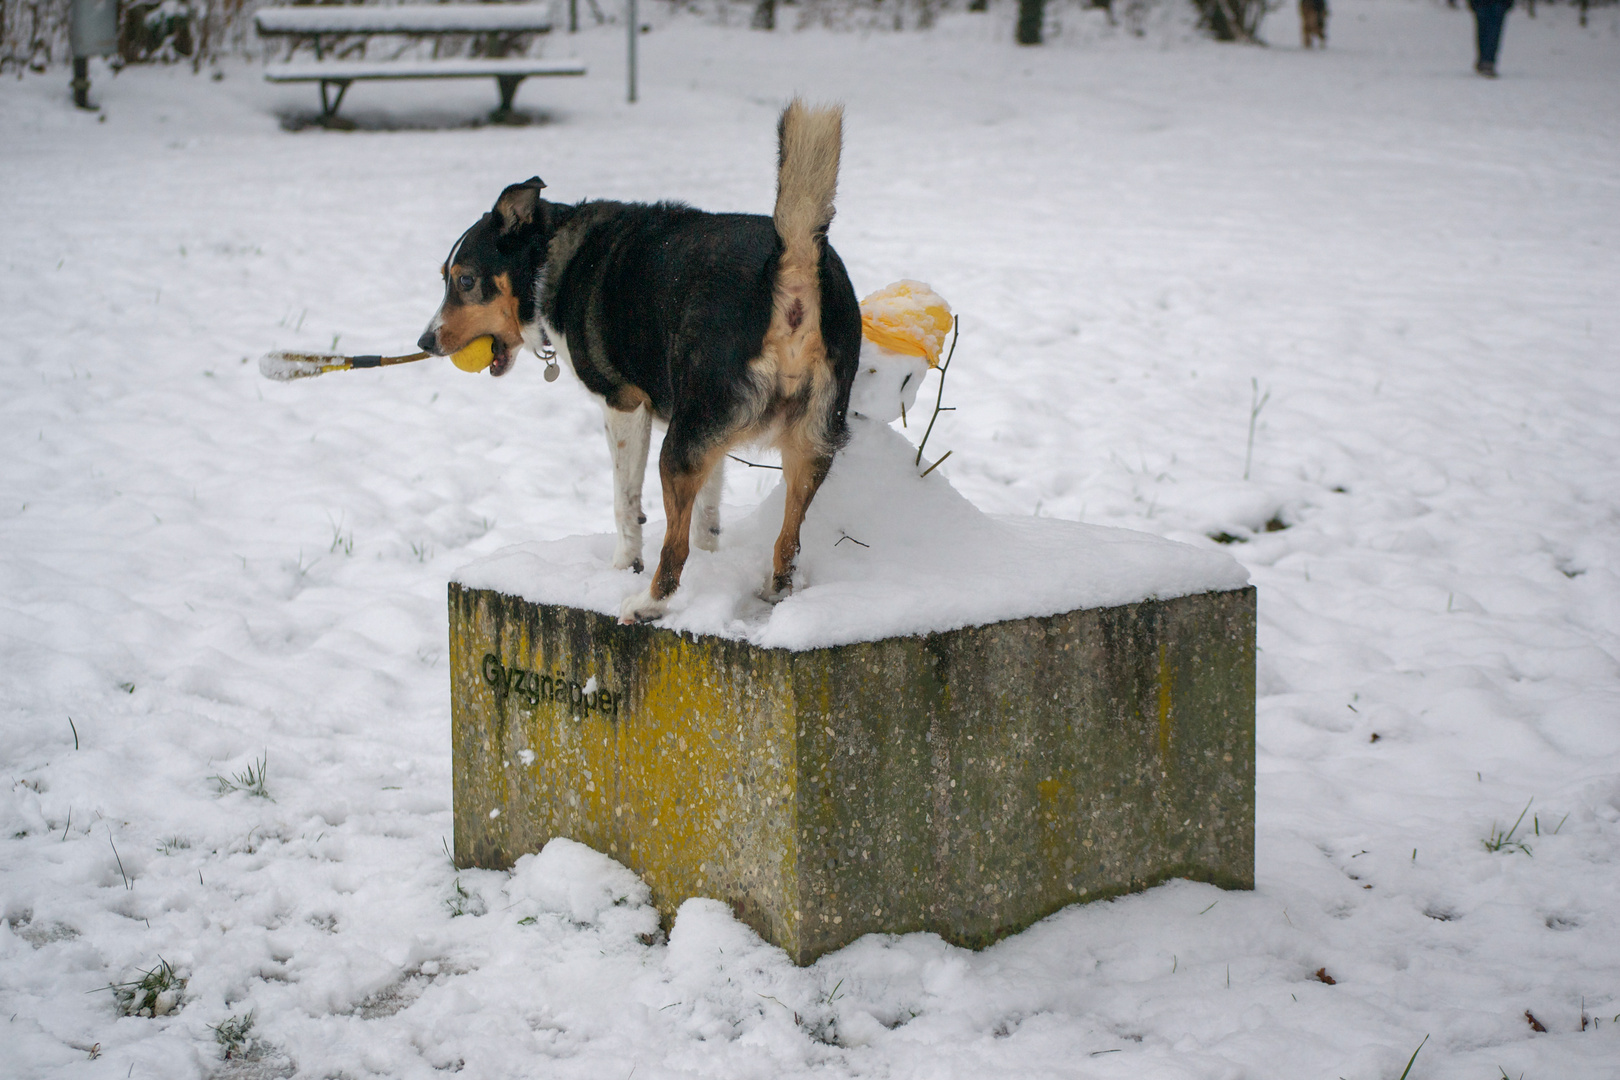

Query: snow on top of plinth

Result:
[453,417,1248,652]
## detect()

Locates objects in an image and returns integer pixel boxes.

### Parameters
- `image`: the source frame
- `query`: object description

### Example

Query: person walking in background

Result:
[1469,0,1513,77]
[1300,0,1328,48]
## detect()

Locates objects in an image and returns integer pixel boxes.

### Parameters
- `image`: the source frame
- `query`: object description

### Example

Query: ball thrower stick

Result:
[258,348,431,382]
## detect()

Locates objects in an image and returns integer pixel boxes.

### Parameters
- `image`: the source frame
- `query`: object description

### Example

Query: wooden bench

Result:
[255,4,587,125]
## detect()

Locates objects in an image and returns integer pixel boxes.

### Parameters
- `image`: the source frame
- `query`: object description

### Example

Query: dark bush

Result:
[1189,0,1269,41]
[119,0,196,63]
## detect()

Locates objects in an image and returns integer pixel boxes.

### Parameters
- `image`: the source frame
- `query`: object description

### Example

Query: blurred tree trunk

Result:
[1016,0,1044,43]
[752,0,775,30]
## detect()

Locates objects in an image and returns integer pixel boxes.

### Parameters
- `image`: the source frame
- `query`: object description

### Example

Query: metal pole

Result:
[627,0,637,103]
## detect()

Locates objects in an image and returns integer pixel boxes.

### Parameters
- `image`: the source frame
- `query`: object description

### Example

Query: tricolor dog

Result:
[417,101,861,623]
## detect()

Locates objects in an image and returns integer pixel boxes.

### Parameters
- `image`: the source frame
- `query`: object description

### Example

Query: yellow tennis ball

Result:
[451,336,495,373]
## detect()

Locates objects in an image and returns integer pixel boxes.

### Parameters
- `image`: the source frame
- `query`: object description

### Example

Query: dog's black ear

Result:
[494,176,547,235]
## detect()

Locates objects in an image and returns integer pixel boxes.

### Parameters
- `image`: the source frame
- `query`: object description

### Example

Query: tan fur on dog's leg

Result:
[620,446,725,622]
[766,436,834,600]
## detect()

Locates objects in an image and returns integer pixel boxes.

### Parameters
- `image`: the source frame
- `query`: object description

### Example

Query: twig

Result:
[914,317,960,468]
[918,450,953,479]
[69,717,79,750]
[1244,377,1271,481]
[727,454,781,471]
[835,532,869,548]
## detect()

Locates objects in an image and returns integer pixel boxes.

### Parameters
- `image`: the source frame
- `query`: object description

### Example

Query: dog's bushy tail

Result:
[769,100,842,368]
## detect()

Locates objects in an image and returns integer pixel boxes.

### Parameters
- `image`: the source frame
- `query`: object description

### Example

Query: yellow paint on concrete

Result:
[456,599,803,952]
[1036,771,1077,890]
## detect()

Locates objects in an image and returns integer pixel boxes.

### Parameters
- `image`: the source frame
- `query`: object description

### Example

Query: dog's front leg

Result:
[603,402,652,573]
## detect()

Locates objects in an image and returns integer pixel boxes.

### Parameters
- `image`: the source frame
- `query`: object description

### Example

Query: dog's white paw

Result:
[619,588,668,624]
[756,574,793,606]
[695,525,721,553]
[611,539,644,573]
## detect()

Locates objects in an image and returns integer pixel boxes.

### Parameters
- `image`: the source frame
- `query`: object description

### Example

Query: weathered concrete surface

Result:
[449,583,1255,964]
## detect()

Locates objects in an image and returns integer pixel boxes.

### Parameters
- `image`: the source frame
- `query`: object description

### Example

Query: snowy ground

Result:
[4,1,1620,1076]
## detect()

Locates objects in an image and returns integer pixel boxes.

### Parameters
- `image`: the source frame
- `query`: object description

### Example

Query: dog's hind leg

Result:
[693,457,724,553]
[603,400,652,573]
[620,440,725,623]
[765,437,834,601]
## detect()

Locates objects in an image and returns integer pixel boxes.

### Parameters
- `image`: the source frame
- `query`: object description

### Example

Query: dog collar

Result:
[538,329,560,382]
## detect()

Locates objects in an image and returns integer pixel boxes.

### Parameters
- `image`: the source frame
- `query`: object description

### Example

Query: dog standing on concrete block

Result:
[418,101,862,623]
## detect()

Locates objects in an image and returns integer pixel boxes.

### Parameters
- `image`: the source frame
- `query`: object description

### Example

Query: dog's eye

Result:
[458,274,476,291]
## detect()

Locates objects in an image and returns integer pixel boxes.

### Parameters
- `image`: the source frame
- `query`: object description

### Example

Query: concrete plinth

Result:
[449,583,1255,964]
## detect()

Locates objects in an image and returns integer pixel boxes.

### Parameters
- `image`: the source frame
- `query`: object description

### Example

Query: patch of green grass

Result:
[108,957,186,1017]
[1532,811,1568,837]
[446,877,483,917]
[1483,798,1534,856]
[214,754,271,800]
[328,515,354,556]
[211,1011,257,1059]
